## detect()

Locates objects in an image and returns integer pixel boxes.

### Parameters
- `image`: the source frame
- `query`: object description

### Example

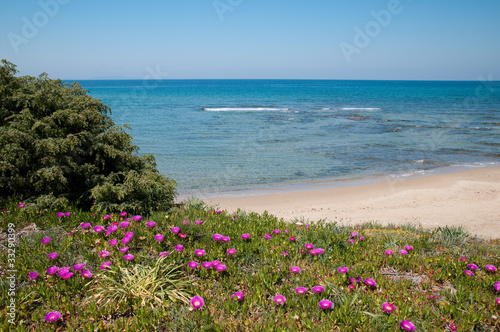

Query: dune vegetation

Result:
[1,199,499,331]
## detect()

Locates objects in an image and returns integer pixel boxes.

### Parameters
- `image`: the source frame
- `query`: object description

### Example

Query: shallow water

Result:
[77,79,500,194]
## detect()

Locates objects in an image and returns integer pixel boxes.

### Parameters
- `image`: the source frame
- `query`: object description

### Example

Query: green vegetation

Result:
[0,60,176,213]
[1,203,499,331]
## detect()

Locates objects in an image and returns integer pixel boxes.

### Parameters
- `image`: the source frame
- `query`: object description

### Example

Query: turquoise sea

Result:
[77,80,500,195]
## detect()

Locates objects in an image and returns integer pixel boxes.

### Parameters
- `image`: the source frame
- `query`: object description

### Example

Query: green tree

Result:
[0,60,176,212]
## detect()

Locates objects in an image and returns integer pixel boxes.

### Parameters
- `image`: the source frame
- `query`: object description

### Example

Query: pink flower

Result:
[309,249,318,255]
[132,215,142,221]
[46,266,58,275]
[175,245,184,252]
[496,298,500,305]
[460,257,467,261]
[289,237,296,241]
[171,227,180,234]
[463,269,474,276]
[99,250,109,258]
[159,251,170,257]
[349,277,362,283]
[81,270,93,278]
[72,264,85,271]
[213,233,223,241]
[382,302,395,313]
[241,233,250,240]
[212,260,221,266]
[44,311,62,322]
[125,232,134,238]
[119,247,129,253]
[348,239,355,243]
[195,249,205,256]
[404,245,413,251]
[41,237,51,244]
[312,286,324,294]
[227,248,237,255]
[57,212,64,218]
[290,266,301,273]
[121,237,131,245]
[94,226,104,233]
[81,223,91,229]
[295,287,307,294]
[222,236,230,243]
[47,252,58,260]
[188,261,199,269]
[348,284,356,290]
[315,248,325,255]
[103,215,110,220]
[273,229,281,234]
[485,265,497,272]
[284,229,290,233]
[119,222,130,229]
[495,281,500,292]
[183,220,189,224]
[100,262,111,270]
[400,250,408,255]
[119,211,127,217]
[60,272,74,280]
[273,295,286,305]
[215,210,222,214]
[384,250,393,256]
[18,203,25,208]
[359,236,365,241]
[190,296,204,309]
[364,278,377,287]
[109,239,118,246]
[194,220,204,225]
[178,233,186,239]
[155,234,164,242]
[232,292,244,301]
[281,251,289,256]
[350,232,358,237]
[202,262,212,269]
[264,234,272,240]
[145,221,156,228]
[64,212,71,217]
[123,254,134,261]
[337,267,349,274]
[319,299,333,309]
[305,243,314,250]
[400,320,416,331]
[29,271,39,280]
[467,264,478,271]
[215,264,227,272]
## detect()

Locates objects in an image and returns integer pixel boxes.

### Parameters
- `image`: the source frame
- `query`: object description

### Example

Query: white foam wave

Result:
[203,107,289,112]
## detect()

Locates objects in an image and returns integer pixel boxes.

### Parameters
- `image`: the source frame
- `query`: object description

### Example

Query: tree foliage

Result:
[0,60,176,212]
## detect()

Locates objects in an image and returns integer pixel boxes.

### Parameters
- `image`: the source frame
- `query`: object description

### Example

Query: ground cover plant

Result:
[1,200,499,331]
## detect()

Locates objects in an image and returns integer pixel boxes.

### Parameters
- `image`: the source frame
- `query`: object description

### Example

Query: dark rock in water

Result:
[347,115,369,121]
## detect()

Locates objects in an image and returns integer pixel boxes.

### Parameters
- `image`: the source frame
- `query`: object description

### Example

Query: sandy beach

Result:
[206,167,500,239]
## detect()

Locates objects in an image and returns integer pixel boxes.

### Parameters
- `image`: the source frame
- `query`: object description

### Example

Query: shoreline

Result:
[203,166,500,239]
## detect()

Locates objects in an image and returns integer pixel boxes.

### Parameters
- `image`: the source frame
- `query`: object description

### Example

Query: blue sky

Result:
[1,0,499,80]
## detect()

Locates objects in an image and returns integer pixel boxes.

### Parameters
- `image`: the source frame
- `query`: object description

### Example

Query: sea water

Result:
[77,79,500,195]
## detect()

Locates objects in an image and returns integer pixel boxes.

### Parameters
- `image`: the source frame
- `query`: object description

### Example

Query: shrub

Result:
[0,60,176,212]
